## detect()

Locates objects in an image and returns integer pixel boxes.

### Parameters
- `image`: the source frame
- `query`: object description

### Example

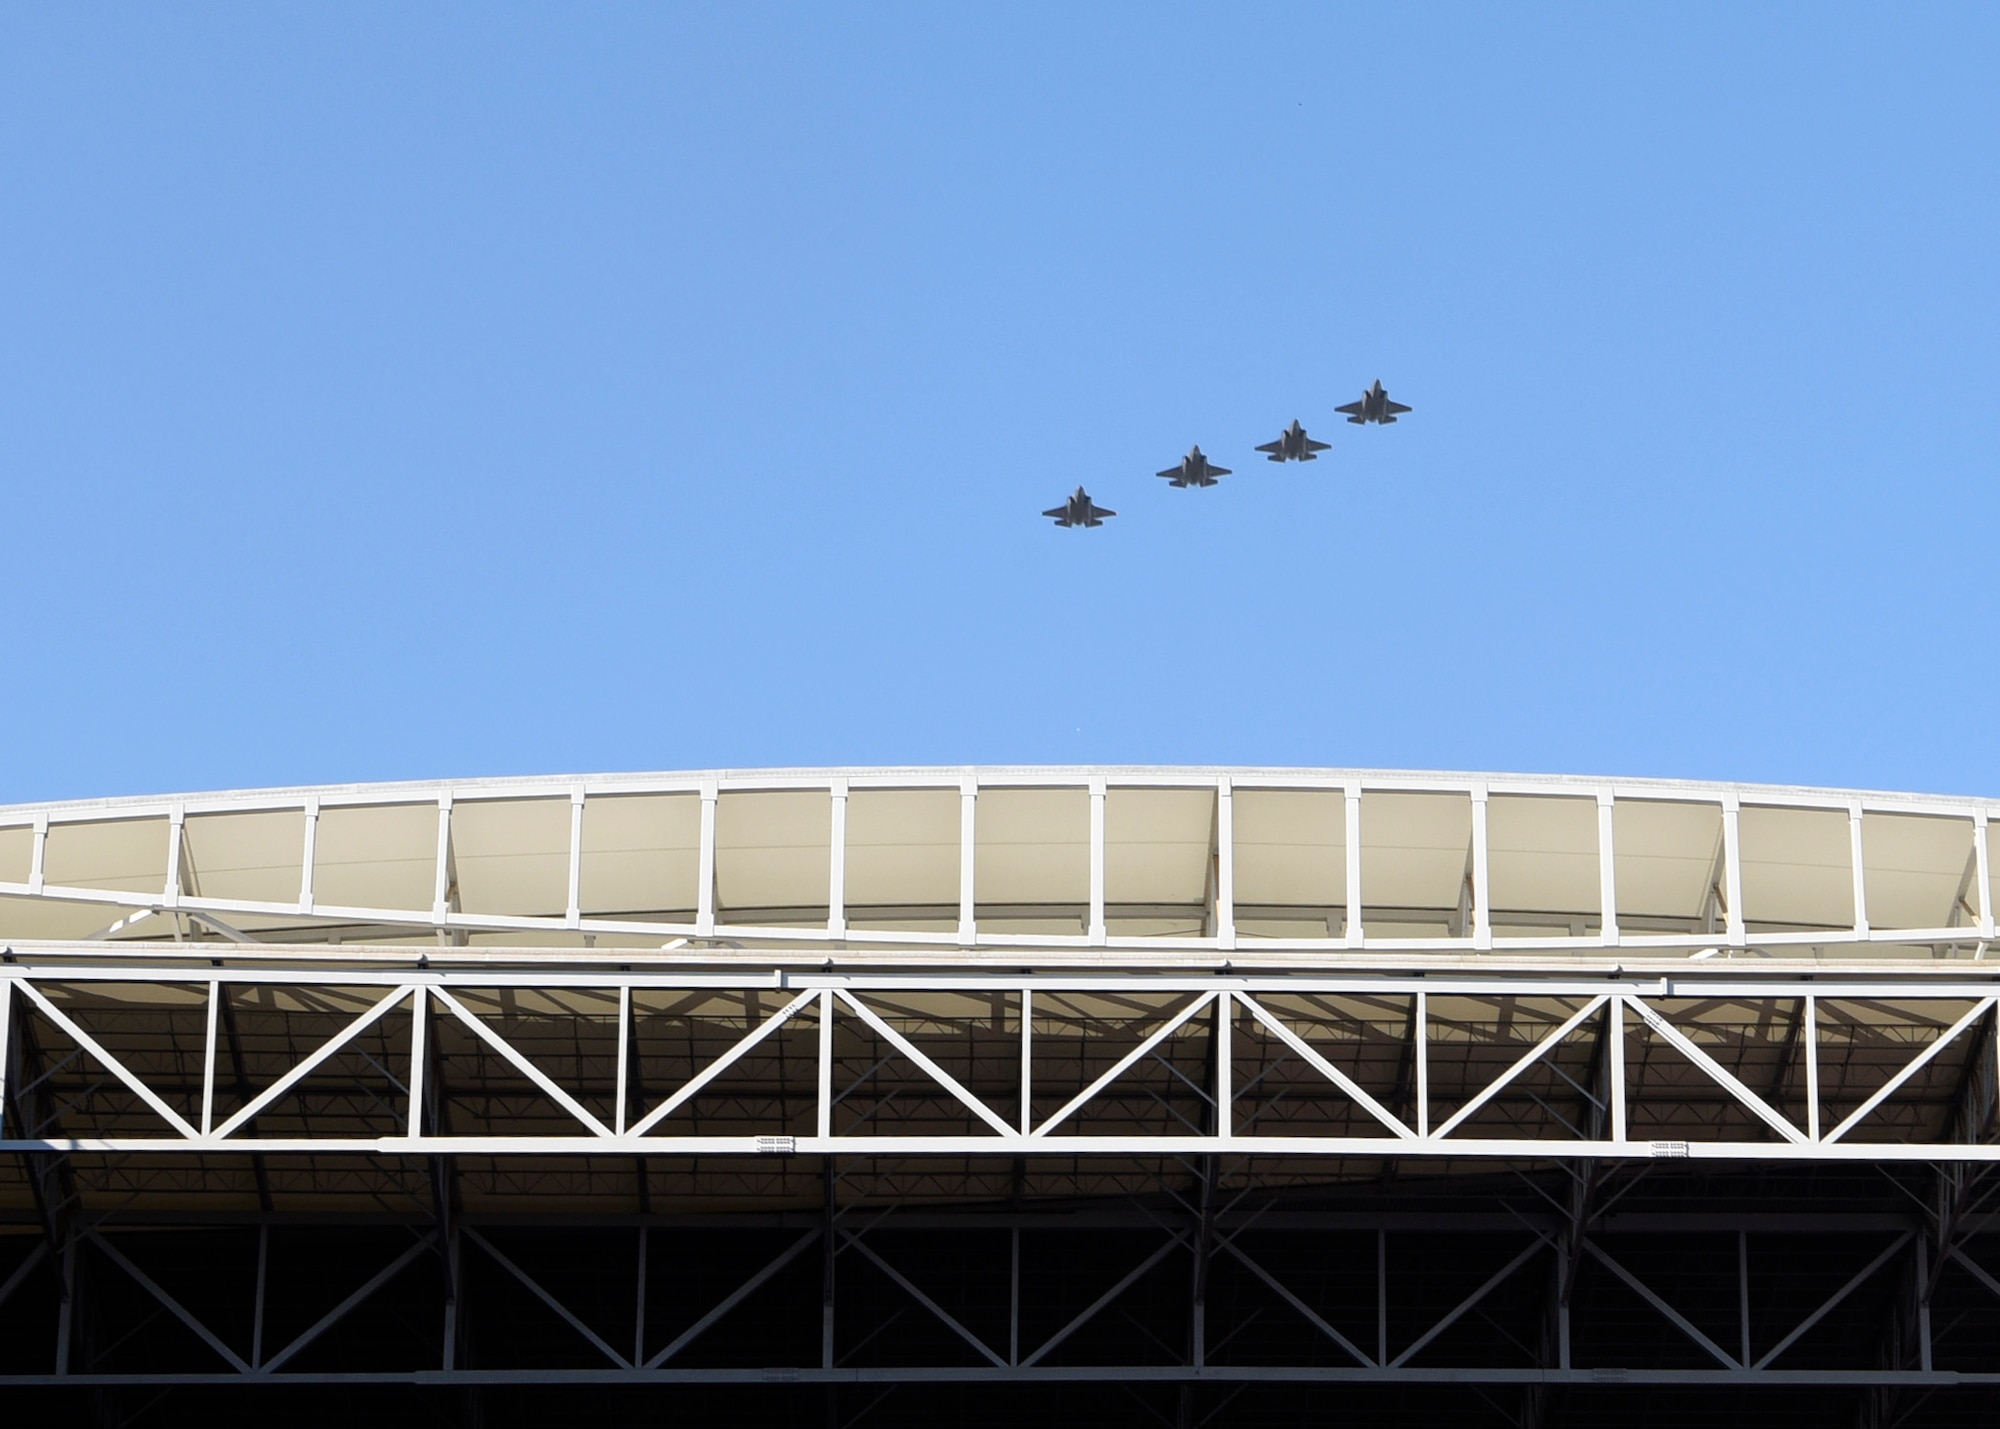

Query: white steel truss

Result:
[5,963,2000,1161]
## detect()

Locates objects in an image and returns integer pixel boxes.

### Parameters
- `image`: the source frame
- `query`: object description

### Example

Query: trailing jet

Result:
[1336,380,1412,425]
[1044,486,1117,528]
[1157,445,1231,488]
[1256,419,1333,463]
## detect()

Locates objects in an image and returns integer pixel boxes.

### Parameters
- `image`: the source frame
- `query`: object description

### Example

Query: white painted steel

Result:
[3,767,1996,956]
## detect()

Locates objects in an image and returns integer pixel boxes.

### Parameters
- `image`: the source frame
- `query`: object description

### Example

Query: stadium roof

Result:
[1,766,1994,961]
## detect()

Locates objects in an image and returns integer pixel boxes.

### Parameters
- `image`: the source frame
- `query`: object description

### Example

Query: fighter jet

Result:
[1336,380,1412,425]
[1044,486,1117,528]
[1157,445,1231,488]
[1256,419,1333,463]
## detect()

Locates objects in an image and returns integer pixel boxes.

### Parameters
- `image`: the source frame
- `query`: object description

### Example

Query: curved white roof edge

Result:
[3,765,1995,818]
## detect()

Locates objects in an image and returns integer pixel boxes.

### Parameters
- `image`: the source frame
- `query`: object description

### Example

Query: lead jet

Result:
[1044,486,1117,528]
[1336,380,1412,425]
[1157,445,1231,488]
[1256,419,1333,463]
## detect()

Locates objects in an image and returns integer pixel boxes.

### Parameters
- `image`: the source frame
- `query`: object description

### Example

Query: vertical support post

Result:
[1470,788,1491,950]
[164,806,185,908]
[1215,992,1232,1140]
[1415,990,1430,1138]
[1721,796,1746,946]
[54,1231,74,1375]
[0,982,10,1133]
[958,779,977,946]
[633,1226,648,1367]
[434,788,454,924]
[1977,812,1994,940]
[1608,995,1627,1145]
[1598,792,1619,943]
[408,987,428,1141]
[28,814,47,894]
[1088,778,1107,945]
[298,799,318,912]
[1020,988,1033,1135]
[1009,1226,1021,1366]
[817,989,834,1140]
[1739,1230,1751,1368]
[821,1160,837,1371]
[1916,1229,1933,1372]
[1805,995,1821,1141]
[251,1224,269,1370]
[1215,777,1235,951]
[431,797,453,928]
[1850,804,1870,936]
[828,780,848,939]
[566,790,585,929]
[1376,1229,1388,1367]
[441,1229,460,1371]
[615,985,631,1137]
[200,980,220,1137]
[696,782,718,937]
[1344,786,1364,947]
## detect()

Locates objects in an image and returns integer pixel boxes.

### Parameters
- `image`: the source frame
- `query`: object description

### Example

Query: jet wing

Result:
[1087,504,1116,520]
[1384,400,1412,415]
[1207,464,1231,477]
[1255,440,1283,455]
[1334,400,1365,416]
[1043,506,1069,520]
[1304,437,1331,452]
[1157,465,1185,479]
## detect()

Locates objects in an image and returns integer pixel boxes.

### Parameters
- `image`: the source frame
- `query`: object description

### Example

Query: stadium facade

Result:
[3,765,1999,1427]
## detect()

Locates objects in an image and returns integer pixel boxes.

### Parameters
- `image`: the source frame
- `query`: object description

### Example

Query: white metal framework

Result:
[5,769,2000,1408]
[1,965,1998,1162]
[1,766,1993,959]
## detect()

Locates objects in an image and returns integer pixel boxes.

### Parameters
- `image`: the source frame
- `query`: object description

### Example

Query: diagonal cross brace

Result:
[646,1229,822,1368]
[1431,995,1609,1140]
[1036,993,1218,1137]
[430,987,612,1138]
[842,1230,1007,1367]
[1218,1237,1374,1367]
[628,988,820,1137]
[258,1235,434,1374]
[1825,998,1997,1144]
[464,1227,631,1368]
[1626,995,1807,1145]
[1583,1238,1739,1368]
[1389,1233,1551,1368]
[1754,1231,1913,1368]
[835,990,1015,1139]
[16,982,198,1139]
[1238,994,1413,1140]
[87,1230,250,1373]
[1019,1230,1190,1367]
[212,985,413,1140]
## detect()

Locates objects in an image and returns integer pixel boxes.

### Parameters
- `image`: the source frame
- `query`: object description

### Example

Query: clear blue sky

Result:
[4,6,1996,803]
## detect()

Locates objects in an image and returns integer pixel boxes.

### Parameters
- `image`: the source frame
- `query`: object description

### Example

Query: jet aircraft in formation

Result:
[1256,419,1332,463]
[1157,445,1231,488]
[1043,486,1117,528]
[1336,378,1412,425]
[1043,379,1410,528]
